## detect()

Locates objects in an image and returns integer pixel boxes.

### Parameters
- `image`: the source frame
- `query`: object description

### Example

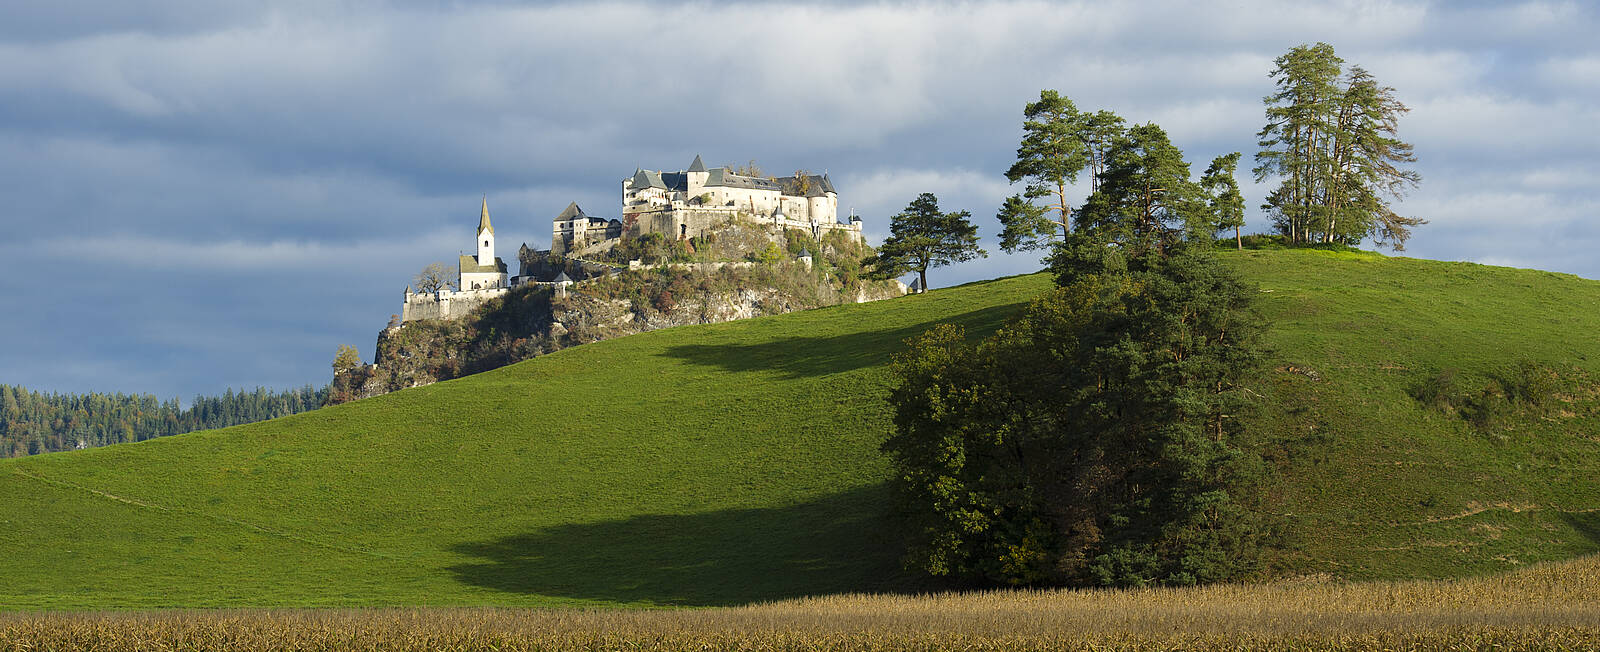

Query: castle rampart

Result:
[401,287,509,322]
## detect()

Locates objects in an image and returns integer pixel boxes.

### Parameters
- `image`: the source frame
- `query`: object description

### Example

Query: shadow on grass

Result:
[659,301,1028,379]
[1560,511,1600,550]
[446,483,915,606]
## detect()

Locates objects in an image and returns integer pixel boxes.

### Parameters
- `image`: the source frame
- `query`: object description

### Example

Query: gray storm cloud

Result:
[0,0,1594,398]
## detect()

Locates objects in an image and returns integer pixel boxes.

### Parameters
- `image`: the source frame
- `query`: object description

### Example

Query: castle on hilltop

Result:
[554,155,862,255]
[401,156,866,323]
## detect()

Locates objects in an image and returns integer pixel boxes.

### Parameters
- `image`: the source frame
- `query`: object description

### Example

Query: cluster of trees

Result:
[986,43,1418,254]
[876,45,1423,588]
[883,95,1275,584]
[1256,43,1423,248]
[885,230,1271,586]
[0,384,328,457]
[994,91,1252,253]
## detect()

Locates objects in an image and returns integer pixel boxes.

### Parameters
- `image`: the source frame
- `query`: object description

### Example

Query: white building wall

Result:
[460,271,506,290]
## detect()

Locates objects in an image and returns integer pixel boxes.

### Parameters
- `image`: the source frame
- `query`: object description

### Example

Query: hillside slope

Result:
[1,250,1598,608]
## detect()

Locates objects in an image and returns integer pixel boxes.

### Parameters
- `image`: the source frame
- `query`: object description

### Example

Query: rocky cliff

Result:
[332,231,901,402]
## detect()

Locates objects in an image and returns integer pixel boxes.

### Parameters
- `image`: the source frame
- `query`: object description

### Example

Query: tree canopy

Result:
[1077,122,1208,251]
[887,109,1273,588]
[869,193,986,291]
[885,234,1270,587]
[997,91,1094,252]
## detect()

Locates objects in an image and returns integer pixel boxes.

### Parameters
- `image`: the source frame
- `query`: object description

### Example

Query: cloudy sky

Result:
[1,0,1594,400]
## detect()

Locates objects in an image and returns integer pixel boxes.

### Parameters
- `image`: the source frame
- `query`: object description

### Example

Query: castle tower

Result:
[477,195,495,267]
[685,154,709,197]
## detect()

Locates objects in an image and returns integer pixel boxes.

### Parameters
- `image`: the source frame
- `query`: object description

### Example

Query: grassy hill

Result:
[2,249,1598,608]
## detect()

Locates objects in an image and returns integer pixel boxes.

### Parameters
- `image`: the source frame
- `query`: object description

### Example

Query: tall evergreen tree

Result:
[869,193,986,291]
[1200,152,1247,248]
[1077,123,1207,254]
[1082,110,1128,195]
[998,91,1120,252]
[1326,66,1425,248]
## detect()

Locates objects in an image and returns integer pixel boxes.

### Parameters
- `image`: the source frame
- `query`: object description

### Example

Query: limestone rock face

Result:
[338,224,905,403]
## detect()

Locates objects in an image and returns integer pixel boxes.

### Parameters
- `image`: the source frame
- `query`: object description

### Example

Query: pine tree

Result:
[998,91,1096,252]
[1255,43,1342,244]
[1078,123,1207,254]
[1200,152,1247,248]
[868,193,987,291]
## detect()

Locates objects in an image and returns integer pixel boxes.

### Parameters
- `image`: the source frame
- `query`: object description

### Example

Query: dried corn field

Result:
[5,555,1600,651]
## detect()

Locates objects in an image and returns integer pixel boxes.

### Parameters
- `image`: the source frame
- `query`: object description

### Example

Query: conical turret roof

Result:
[553,270,572,283]
[478,195,494,235]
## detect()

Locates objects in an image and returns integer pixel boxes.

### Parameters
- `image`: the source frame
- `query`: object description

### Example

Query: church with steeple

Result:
[458,196,508,290]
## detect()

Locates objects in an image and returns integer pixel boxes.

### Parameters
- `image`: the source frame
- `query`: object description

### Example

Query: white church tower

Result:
[459,195,508,291]
[477,195,495,266]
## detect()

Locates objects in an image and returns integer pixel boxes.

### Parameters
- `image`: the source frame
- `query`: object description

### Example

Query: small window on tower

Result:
[484,240,489,247]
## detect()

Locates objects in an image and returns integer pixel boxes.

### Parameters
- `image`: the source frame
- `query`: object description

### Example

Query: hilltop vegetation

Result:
[0,250,1598,608]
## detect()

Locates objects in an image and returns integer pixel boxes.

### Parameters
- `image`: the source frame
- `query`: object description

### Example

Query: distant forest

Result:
[0,384,328,457]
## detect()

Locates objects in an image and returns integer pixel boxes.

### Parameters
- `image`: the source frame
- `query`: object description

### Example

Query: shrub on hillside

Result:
[1412,361,1592,435]
[884,236,1273,588]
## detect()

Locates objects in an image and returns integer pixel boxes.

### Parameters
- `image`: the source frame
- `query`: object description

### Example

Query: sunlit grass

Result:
[0,250,1597,609]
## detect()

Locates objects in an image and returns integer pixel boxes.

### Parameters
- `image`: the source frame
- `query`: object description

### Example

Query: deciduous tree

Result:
[414,262,454,293]
[332,345,363,375]
[885,235,1270,587]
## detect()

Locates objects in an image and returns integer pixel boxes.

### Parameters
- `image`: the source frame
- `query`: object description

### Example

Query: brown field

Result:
[5,555,1600,651]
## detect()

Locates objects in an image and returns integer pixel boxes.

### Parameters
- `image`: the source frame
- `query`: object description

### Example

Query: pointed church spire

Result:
[478,195,494,235]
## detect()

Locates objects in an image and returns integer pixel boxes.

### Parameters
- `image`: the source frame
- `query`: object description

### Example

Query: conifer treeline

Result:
[0,384,328,457]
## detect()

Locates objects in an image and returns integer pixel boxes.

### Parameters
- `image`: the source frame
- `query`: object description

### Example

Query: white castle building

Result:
[554,155,863,255]
[404,157,867,322]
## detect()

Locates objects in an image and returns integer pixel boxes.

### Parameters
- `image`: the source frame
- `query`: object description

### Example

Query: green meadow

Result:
[2,249,1598,608]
